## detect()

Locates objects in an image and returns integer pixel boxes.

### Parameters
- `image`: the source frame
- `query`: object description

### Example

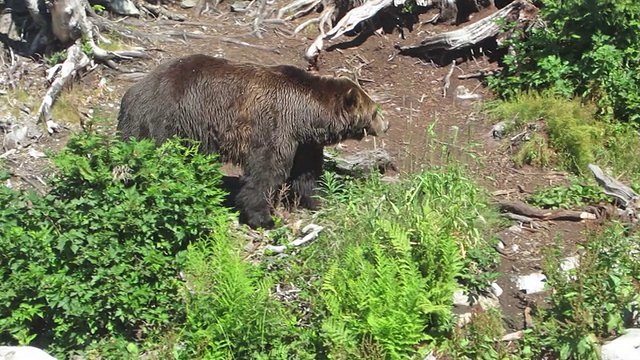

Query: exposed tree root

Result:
[277,0,321,20]
[137,2,187,21]
[304,0,392,63]
[16,0,150,133]
[36,41,90,134]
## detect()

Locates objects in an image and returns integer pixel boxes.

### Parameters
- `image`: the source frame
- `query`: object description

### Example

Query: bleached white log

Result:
[398,0,540,55]
[36,42,90,134]
[305,0,393,61]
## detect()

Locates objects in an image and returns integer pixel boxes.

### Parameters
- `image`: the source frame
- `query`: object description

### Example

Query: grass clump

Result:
[486,91,640,176]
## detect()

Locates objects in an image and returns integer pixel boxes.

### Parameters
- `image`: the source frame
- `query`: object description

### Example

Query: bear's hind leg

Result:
[288,142,324,211]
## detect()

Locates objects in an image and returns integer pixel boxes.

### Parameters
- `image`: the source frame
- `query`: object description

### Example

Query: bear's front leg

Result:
[235,145,294,230]
[236,182,274,230]
[288,142,324,211]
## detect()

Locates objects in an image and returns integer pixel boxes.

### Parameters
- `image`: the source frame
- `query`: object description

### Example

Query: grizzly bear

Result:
[116,54,389,230]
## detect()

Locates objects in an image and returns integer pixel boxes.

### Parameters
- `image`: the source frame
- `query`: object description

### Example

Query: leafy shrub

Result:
[440,308,519,360]
[527,178,610,210]
[311,167,499,358]
[488,0,640,123]
[523,223,640,359]
[0,130,231,357]
[171,230,317,359]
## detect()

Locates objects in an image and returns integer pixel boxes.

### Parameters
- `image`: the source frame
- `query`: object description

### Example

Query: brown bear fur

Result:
[116,54,389,229]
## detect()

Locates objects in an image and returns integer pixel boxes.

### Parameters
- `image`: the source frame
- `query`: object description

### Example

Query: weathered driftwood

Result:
[496,200,597,222]
[397,0,540,57]
[324,148,398,177]
[588,164,640,209]
[13,0,149,133]
[297,0,449,64]
[36,41,90,134]
[266,223,325,254]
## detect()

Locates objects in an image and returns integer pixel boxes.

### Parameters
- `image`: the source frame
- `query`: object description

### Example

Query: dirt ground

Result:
[2,0,595,336]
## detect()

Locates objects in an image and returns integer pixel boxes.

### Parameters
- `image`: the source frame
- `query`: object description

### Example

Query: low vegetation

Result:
[485,92,640,178]
[2,112,637,359]
[488,0,640,124]
[2,0,640,358]
[0,123,501,358]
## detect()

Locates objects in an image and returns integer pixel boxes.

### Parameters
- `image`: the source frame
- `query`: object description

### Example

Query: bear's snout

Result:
[368,115,390,136]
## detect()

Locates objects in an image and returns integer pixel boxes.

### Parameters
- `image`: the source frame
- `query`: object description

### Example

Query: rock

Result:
[28,148,47,159]
[455,85,481,101]
[105,0,140,16]
[507,224,522,234]
[3,125,30,150]
[0,346,58,360]
[230,0,252,11]
[515,272,547,294]
[491,121,509,140]
[490,282,503,297]
[181,0,197,8]
[452,290,470,307]
[601,328,640,360]
[560,255,580,272]
[456,312,473,327]
[452,289,500,310]
[560,255,580,280]
[478,293,500,310]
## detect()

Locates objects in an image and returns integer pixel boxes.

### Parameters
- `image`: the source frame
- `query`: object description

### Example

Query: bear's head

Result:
[339,78,390,140]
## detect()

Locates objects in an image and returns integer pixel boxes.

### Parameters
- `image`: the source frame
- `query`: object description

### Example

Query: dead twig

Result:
[252,0,269,38]
[458,68,503,80]
[442,60,456,97]
[138,2,186,21]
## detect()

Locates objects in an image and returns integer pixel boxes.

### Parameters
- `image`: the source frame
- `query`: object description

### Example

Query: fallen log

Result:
[397,0,541,59]
[496,200,597,222]
[282,0,488,64]
[588,164,640,222]
[588,164,640,209]
[324,148,398,177]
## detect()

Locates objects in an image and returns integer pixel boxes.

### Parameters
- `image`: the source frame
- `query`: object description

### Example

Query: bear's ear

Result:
[343,87,359,110]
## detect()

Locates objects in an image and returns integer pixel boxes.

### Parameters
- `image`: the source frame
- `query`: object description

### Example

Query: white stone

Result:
[601,328,640,360]
[515,272,547,294]
[452,289,470,306]
[456,312,473,327]
[560,256,580,272]
[490,282,503,297]
[0,346,58,360]
[105,0,140,16]
[507,225,522,234]
[478,294,500,310]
